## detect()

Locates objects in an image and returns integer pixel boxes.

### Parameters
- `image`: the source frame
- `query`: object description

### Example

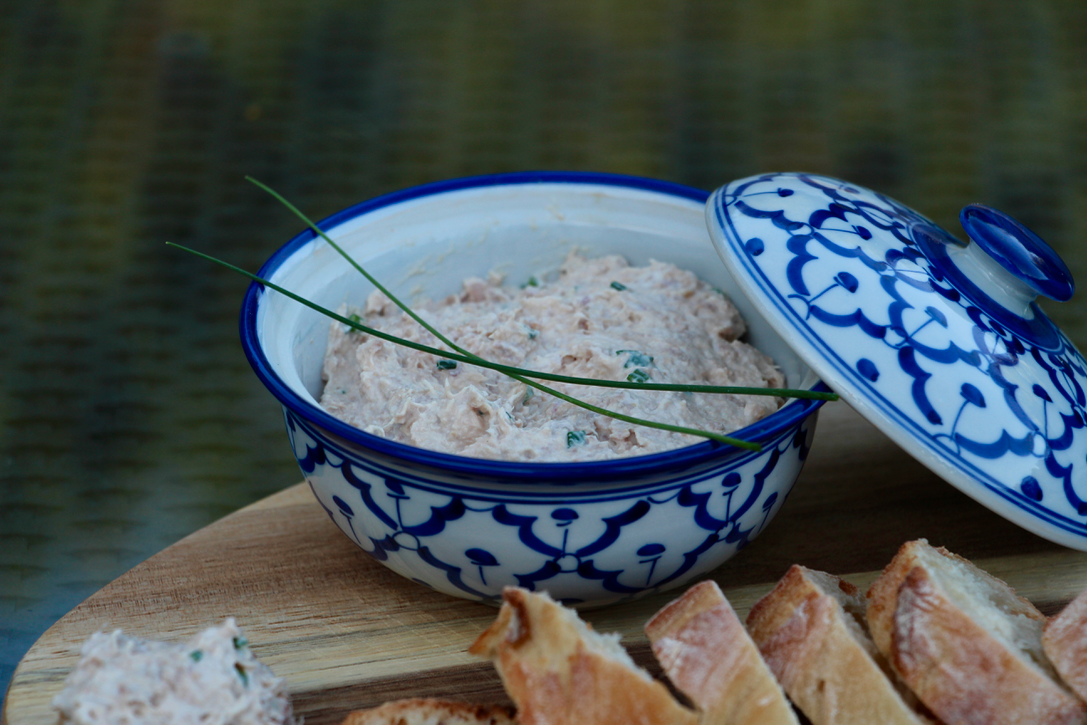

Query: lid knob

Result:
[959,204,1075,303]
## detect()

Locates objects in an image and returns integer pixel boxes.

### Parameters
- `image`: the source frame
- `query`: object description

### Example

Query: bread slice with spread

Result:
[645,579,799,725]
[866,539,1086,725]
[746,564,936,725]
[469,587,697,725]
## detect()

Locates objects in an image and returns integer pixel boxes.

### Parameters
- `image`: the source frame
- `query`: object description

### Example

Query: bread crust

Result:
[890,565,1086,725]
[645,580,799,725]
[469,587,697,725]
[340,698,517,725]
[866,539,1086,725]
[864,539,1036,657]
[746,564,933,725]
[1045,587,1087,701]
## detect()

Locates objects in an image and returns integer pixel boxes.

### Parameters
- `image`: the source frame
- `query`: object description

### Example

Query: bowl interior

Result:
[254,177,817,449]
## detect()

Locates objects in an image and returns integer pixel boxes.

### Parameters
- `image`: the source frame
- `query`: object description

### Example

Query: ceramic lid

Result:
[706,172,1087,550]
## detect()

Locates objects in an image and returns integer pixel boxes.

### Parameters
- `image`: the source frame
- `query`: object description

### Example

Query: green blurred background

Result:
[3,0,1087,700]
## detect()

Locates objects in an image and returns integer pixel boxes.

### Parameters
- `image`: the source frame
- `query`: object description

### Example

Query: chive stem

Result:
[247,177,466,358]
[167,243,834,403]
[170,242,766,449]
[246,179,835,405]
[171,182,837,452]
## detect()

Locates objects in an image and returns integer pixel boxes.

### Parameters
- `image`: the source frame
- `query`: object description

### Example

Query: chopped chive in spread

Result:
[523,387,534,404]
[610,281,627,291]
[617,350,654,368]
[189,650,203,662]
[521,276,539,289]
[566,430,587,448]
[436,359,457,370]
[233,637,248,649]
[347,312,362,331]
[627,369,650,384]
[527,327,539,340]
[235,663,249,686]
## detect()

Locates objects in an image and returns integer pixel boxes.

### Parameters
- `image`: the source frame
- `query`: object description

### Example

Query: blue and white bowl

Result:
[240,172,827,607]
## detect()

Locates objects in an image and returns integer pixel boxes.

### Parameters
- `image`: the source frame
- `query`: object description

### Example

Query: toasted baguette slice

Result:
[340,698,517,725]
[866,539,1086,725]
[1045,587,1087,701]
[746,564,934,725]
[468,587,697,725]
[645,579,799,725]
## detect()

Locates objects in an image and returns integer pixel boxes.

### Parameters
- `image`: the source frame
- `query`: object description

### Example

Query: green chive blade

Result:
[168,179,841,459]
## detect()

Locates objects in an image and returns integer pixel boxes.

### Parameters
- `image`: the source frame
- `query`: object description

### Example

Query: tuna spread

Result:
[52,619,297,725]
[319,253,784,462]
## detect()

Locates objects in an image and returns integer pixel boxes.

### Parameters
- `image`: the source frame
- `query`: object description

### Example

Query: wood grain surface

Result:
[6,401,1087,725]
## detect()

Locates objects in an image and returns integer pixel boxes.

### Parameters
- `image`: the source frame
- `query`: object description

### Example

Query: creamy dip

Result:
[53,619,297,725]
[320,254,784,462]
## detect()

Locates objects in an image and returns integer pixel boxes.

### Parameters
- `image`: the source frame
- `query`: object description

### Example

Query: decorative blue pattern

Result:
[710,173,1087,547]
[286,407,816,605]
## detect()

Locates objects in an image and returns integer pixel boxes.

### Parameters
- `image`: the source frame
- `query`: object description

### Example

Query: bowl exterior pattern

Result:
[285,407,819,606]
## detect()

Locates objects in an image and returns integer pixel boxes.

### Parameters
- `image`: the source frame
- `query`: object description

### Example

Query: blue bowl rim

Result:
[239,170,830,483]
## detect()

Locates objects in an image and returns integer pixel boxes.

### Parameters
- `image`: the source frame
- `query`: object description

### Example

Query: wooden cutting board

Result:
[7,401,1087,725]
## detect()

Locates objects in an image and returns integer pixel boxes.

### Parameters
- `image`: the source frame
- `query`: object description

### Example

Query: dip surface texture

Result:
[320,254,784,462]
[52,619,297,725]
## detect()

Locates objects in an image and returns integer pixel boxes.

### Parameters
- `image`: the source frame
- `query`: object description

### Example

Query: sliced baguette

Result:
[468,587,697,725]
[746,564,935,725]
[866,539,1086,725]
[645,579,799,725]
[341,698,518,725]
[1045,587,1087,702]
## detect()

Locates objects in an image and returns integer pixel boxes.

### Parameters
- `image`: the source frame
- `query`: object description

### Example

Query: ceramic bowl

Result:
[240,171,828,607]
